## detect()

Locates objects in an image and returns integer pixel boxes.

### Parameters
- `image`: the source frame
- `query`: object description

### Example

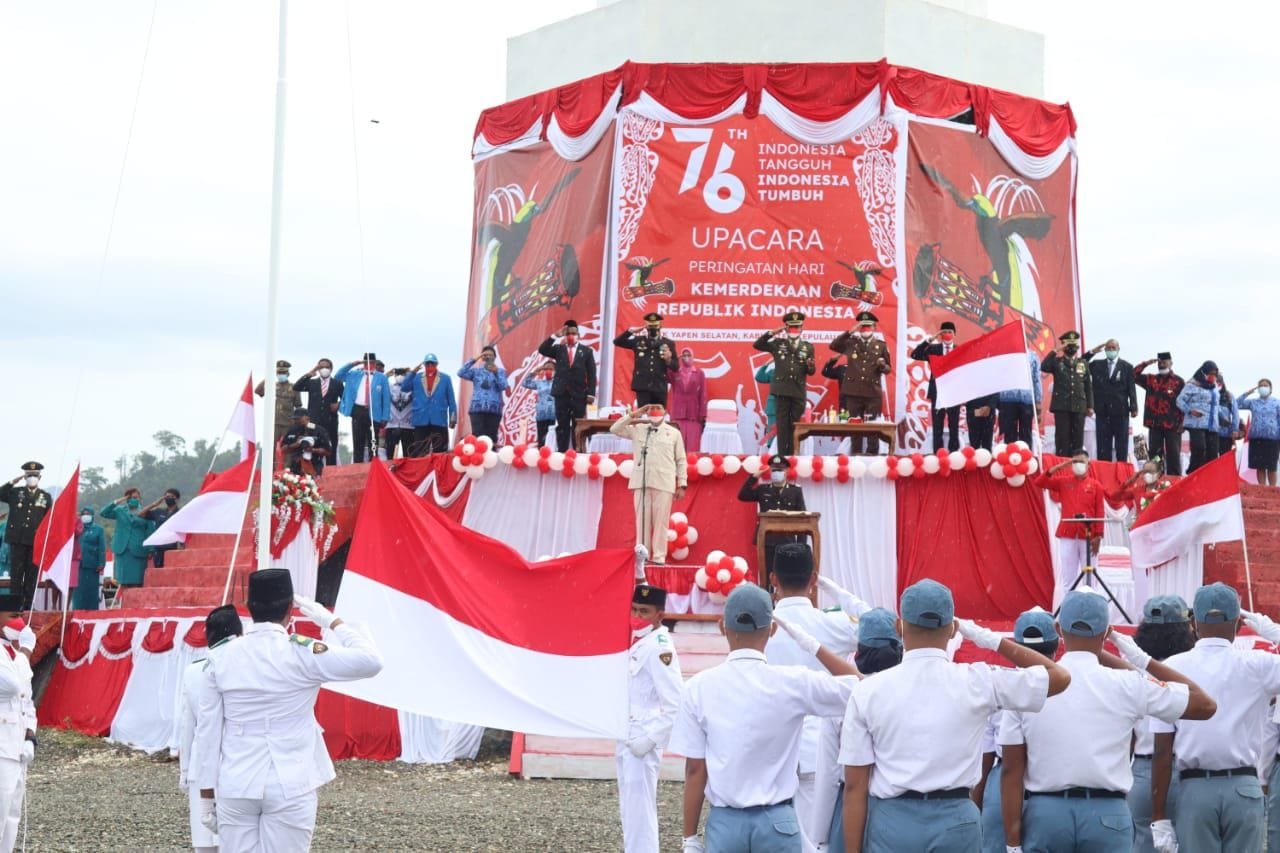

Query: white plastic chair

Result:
[701,399,744,454]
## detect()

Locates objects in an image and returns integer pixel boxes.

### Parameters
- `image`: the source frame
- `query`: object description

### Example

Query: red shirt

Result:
[1036,472,1104,539]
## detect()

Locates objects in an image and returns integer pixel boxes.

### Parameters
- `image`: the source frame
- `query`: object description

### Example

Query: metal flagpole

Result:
[256,0,289,580]
[223,451,259,605]
[1241,522,1256,613]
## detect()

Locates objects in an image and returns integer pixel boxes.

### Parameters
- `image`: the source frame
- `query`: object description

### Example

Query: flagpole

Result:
[222,465,258,606]
[256,0,289,580]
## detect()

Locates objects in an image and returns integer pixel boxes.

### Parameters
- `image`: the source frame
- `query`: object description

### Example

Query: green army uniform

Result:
[829,310,892,453]
[753,311,816,456]
[1041,330,1093,456]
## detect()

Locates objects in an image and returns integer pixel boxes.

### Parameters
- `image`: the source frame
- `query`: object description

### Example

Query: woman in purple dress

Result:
[667,347,707,452]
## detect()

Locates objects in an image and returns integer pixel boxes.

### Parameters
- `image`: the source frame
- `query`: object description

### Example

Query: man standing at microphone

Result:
[611,405,687,565]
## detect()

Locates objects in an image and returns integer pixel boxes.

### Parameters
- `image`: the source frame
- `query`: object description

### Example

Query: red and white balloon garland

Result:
[458,440,1040,487]
[665,512,699,561]
[694,550,749,603]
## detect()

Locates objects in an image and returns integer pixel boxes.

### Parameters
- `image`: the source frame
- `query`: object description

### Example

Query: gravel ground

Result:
[21,729,687,851]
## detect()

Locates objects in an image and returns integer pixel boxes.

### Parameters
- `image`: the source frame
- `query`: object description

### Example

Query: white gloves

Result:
[956,618,1002,651]
[1244,610,1280,644]
[17,625,35,655]
[773,613,821,656]
[1006,847,1024,853]
[817,576,867,615]
[294,595,337,630]
[1151,819,1177,852]
[626,736,656,758]
[1110,630,1152,671]
[199,797,218,834]
[682,836,705,853]
[19,740,33,766]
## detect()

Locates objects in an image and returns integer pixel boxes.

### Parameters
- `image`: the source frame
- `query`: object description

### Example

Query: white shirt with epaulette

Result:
[627,626,684,747]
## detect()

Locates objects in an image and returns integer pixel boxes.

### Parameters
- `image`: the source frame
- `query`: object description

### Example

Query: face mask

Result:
[127,497,141,509]
[1064,345,1079,356]
[630,617,655,640]
[1143,472,1158,484]
[318,368,332,379]
[23,476,39,487]
[424,364,437,374]
[1205,375,1217,385]
[787,329,801,338]
[541,370,553,379]
[860,329,874,339]
[165,496,177,507]
[854,643,903,675]
[1071,462,1088,477]
[277,373,289,382]
[770,470,787,484]
[681,355,693,365]
[1262,386,1273,398]
[1104,349,1119,361]
[565,334,578,345]
[1158,367,1171,375]
[80,514,93,524]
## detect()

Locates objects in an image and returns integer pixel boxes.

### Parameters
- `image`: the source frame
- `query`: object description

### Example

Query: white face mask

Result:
[631,622,655,640]
[1143,472,1158,484]
[1071,462,1088,477]
[318,368,332,379]
[277,373,289,382]
[787,329,801,338]
[648,416,665,426]
[859,330,874,339]
[770,470,787,484]
[24,476,39,487]
[1158,367,1171,376]
[1262,386,1273,398]
[80,514,93,524]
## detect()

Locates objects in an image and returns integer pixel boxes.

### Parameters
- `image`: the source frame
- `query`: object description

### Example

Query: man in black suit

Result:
[737,454,807,577]
[293,358,344,462]
[910,320,961,452]
[538,319,597,451]
[1086,338,1138,462]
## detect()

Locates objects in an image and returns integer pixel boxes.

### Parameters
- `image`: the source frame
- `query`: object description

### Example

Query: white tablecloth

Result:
[281,524,319,600]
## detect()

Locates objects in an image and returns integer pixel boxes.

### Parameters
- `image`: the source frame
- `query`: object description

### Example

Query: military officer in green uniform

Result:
[255,359,301,447]
[754,311,816,456]
[614,312,679,407]
[829,311,892,454]
[0,462,52,610]
[1041,330,1094,456]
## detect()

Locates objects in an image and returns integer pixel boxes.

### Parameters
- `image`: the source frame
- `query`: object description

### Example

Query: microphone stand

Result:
[640,418,654,567]
[1053,513,1133,623]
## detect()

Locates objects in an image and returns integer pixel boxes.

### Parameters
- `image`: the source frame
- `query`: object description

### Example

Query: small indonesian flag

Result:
[144,447,255,547]
[1130,451,1244,568]
[229,375,256,460]
[34,464,80,595]
[931,322,1032,410]
[328,461,633,738]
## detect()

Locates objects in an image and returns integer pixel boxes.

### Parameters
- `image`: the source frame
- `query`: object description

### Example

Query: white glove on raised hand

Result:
[626,736,656,758]
[199,798,218,834]
[955,618,1002,651]
[19,740,33,766]
[1110,630,1152,671]
[817,575,869,616]
[1243,610,1280,644]
[1151,819,1177,852]
[772,613,821,656]
[681,836,705,853]
[293,595,337,630]
[17,625,36,655]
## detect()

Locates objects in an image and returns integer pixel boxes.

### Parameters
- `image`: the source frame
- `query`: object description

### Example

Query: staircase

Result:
[120,464,373,610]
[1202,484,1280,619]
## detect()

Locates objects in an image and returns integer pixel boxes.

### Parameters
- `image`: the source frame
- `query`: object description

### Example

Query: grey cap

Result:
[900,579,954,629]
[1013,608,1059,643]
[1059,590,1110,637]
[723,584,773,632]
[1142,594,1190,625]
[1193,582,1241,624]
[858,608,900,649]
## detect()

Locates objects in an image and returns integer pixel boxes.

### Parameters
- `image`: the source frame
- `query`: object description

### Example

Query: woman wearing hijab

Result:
[1211,374,1241,460]
[667,347,707,452]
[1175,360,1220,473]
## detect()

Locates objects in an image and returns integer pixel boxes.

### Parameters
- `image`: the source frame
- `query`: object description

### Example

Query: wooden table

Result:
[793,421,897,455]
[756,511,821,602]
[572,418,625,452]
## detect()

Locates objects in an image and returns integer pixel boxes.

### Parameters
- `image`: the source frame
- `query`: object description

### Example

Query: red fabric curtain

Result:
[59,620,93,664]
[979,90,1077,156]
[100,622,136,655]
[141,620,177,653]
[387,456,470,523]
[38,656,135,736]
[183,620,208,648]
[315,691,403,761]
[884,66,976,118]
[896,475,1055,619]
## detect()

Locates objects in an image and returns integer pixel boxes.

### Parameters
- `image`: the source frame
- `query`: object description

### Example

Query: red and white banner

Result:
[229,375,256,459]
[331,461,634,739]
[145,449,255,547]
[1131,452,1244,569]
[931,322,1033,410]
[34,464,80,595]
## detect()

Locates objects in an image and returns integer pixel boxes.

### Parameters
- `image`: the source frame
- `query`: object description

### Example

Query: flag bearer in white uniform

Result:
[0,602,36,853]
[194,569,384,853]
[1150,582,1280,852]
[670,583,856,853]
[618,583,684,853]
[1126,594,1196,853]
[838,579,1071,853]
[999,591,1215,852]
[763,543,867,846]
[178,605,243,853]
[978,607,1060,853]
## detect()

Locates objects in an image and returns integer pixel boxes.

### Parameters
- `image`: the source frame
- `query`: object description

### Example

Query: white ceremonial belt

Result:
[224,715,307,735]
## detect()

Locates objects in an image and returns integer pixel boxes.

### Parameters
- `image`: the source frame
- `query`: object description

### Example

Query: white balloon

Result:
[1012,440,1030,454]
[548,452,566,472]
[483,451,499,469]
[722,455,742,475]
[896,457,914,477]
[948,451,967,471]
[450,456,465,473]
[475,435,494,451]
[709,591,728,604]
[694,567,709,588]
[497,445,515,465]
[795,457,814,478]
[707,549,727,565]
[619,460,634,479]
[462,442,476,456]
[598,458,619,477]
[522,448,540,468]
[1008,452,1023,466]
[670,511,689,526]
[868,457,889,479]
[465,467,484,480]
[695,457,715,476]
[665,528,678,542]
[572,455,591,475]
[535,554,551,563]
[922,455,941,474]
[1007,474,1027,487]
[685,527,699,545]
[849,457,868,478]
[991,464,1006,480]
[742,455,763,475]
[671,547,690,561]
[974,448,993,468]
[1026,458,1039,475]
[821,457,839,477]
[732,556,748,573]
[716,568,732,584]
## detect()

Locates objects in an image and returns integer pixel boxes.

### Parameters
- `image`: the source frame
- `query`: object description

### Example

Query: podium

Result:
[756,511,821,600]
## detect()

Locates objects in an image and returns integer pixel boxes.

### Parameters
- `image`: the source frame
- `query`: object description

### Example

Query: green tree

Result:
[153,430,186,461]
[80,467,108,493]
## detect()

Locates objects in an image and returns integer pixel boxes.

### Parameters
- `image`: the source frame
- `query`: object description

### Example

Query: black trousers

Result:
[966,410,995,450]
[8,543,37,610]
[411,425,449,457]
[384,427,413,459]
[1053,410,1085,456]
[554,396,586,452]
[152,545,177,568]
[351,405,374,463]
[1187,428,1212,473]
[471,412,501,445]
[633,388,668,408]
[841,394,882,454]
[536,419,554,447]
[1095,411,1130,462]
[998,402,1034,446]
[1149,427,1183,474]
[317,412,340,463]
[775,395,807,456]
[931,405,960,452]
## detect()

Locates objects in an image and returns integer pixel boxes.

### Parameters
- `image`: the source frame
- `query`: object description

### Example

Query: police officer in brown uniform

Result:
[1041,330,1094,456]
[829,311,892,454]
[614,312,679,408]
[255,359,301,447]
[0,462,52,610]
[754,311,816,456]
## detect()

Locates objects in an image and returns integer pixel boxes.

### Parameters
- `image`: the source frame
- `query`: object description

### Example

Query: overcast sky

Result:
[1,1,1275,486]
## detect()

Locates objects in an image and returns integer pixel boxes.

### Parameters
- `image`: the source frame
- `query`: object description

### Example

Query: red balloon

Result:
[711,454,725,468]
[730,565,747,582]
[471,453,486,467]
[760,453,771,469]
[588,467,600,480]
[688,453,700,466]
[712,466,726,479]
[996,451,1009,466]
[961,446,976,459]
[589,453,601,465]
[561,465,574,479]
[687,467,700,481]
[674,520,689,534]
[910,452,924,468]
[812,469,824,482]
[886,464,900,481]
[836,470,850,483]
[721,580,739,596]
[537,459,551,473]
[512,456,526,469]
[964,458,978,471]
[786,468,798,481]
[912,466,926,478]
[936,447,950,459]
[453,443,466,457]
[675,536,688,549]
[563,449,577,462]
[539,445,552,459]
[939,464,952,478]
[705,576,722,593]
[836,454,850,467]
[1016,460,1030,474]
[719,555,735,571]
[1003,463,1016,477]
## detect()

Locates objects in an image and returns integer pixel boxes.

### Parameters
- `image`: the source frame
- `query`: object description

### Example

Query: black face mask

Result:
[165,496,177,507]
[1064,345,1079,356]
[854,642,903,675]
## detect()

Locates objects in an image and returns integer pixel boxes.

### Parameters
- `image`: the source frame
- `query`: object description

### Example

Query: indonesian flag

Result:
[328,461,632,739]
[228,375,256,460]
[34,465,80,595]
[144,446,256,547]
[1131,451,1244,568]
[931,322,1032,410]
